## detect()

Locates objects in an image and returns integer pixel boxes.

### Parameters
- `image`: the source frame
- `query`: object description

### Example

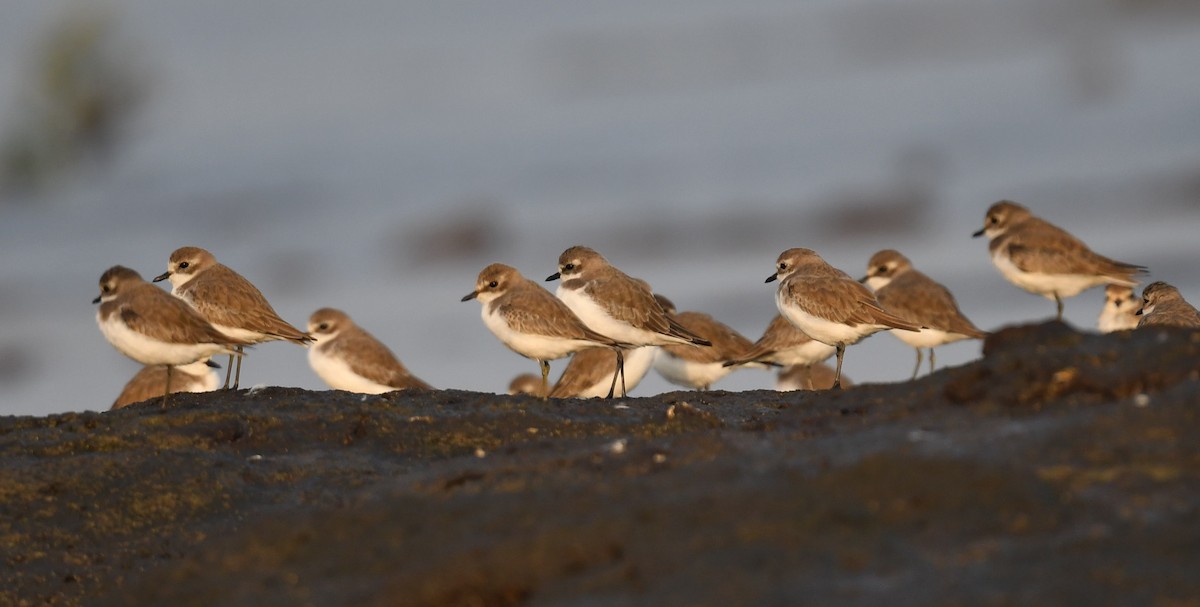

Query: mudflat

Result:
[3,322,1198,606]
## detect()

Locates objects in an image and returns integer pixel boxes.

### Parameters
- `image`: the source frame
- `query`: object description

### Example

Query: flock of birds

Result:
[95,200,1200,409]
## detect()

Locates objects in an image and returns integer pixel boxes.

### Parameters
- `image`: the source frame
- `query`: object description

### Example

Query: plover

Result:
[724,313,837,369]
[973,200,1145,321]
[463,263,628,397]
[154,246,311,389]
[94,265,249,406]
[862,249,987,379]
[651,295,754,391]
[1098,284,1140,333]
[767,248,921,389]
[549,346,656,399]
[306,307,432,394]
[547,246,711,349]
[508,373,547,397]
[1136,281,1200,329]
[111,359,220,410]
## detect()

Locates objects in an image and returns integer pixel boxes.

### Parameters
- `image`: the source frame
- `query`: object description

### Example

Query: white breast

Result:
[97,311,231,366]
[482,304,591,361]
[308,346,394,394]
[764,340,837,367]
[889,327,970,349]
[557,285,688,346]
[776,289,884,347]
[653,350,732,390]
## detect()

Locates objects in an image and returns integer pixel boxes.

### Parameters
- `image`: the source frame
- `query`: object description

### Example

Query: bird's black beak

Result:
[461,291,478,302]
[545,272,561,282]
[1135,307,1144,316]
[765,274,777,283]
[858,275,869,284]
[92,295,101,304]
[152,271,170,282]
[971,228,985,238]
[205,359,222,369]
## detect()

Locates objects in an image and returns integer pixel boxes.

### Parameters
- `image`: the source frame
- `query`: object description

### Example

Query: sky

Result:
[1,0,1198,416]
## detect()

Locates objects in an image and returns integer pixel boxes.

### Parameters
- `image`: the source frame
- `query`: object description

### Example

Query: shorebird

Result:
[862,249,987,378]
[723,313,837,370]
[766,248,921,389]
[463,263,628,397]
[775,362,849,392]
[111,359,220,410]
[306,308,432,394]
[548,346,657,399]
[1098,284,1141,333]
[651,295,755,391]
[508,373,547,397]
[1136,281,1200,329]
[94,265,249,406]
[547,246,711,349]
[154,247,311,389]
[973,200,1145,321]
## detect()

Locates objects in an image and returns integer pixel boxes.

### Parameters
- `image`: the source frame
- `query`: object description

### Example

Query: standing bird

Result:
[1136,282,1200,329]
[767,248,921,389]
[463,263,628,397]
[549,346,657,399]
[94,266,250,406]
[973,200,1145,321]
[651,295,756,391]
[1098,284,1141,333]
[306,308,432,394]
[111,359,220,410]
[547,246,711,349]
[154,246,312,390]
[862,249,987,379]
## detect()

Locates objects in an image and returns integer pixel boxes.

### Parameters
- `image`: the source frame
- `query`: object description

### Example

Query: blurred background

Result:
[1,0,1198,415]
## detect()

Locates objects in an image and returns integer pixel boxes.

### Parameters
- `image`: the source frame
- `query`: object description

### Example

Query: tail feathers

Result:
[666,317,712,347]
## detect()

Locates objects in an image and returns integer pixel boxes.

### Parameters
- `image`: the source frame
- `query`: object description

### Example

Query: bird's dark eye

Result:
[488,281,498,288]
[318,323,329,331]
[778,262,787,270]
[564,263,575,271]
[989,216,998,224]
[102,285,111,292]
[178,261,189,269]
[878,265,887,273]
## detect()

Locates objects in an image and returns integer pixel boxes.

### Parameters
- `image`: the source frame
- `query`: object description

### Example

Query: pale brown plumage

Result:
[308,308,431,391]
[554,246,711,346]
[548,347,622,398]
[780,269,922,333]
[725,314,834,367]
[981,201,1143,281]
[97,266,252,350]
[156,247,311,344]
[111,362,216,410]
[1137,282,1200,329]
[866,250,986,338]
[659,311,754,364]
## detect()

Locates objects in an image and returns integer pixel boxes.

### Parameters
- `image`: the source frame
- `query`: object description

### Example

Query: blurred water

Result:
[1,0,1198,415]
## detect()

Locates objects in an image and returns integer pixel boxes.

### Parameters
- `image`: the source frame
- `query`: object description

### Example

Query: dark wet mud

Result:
[3,322,1199,606]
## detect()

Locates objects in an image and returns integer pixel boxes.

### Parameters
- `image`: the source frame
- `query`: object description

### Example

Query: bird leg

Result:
[1055,295,1064,321]
[232,346,245,390]
[911,348,923,380]
[223,354,235,389]
[928,348,937,375]
[539,359,550,400]
[162,365,173,408]
[832,344,845,390]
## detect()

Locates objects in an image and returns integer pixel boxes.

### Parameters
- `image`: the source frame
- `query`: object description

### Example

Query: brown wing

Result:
[1139,301,1200,329]
[999,220,1144,281]
[111,364,209,409]
[727,314,815,365]
[548,347,618,398]
[583,273,708,344]
[180,266,311,343]
[785,273,921,331]
[328,328,432,390]
[498,286,622,346]
[876,271,986,338]
[660,312,752,362]
[119,286,251,346]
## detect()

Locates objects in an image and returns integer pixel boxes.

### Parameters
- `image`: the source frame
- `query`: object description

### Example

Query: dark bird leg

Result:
[832,344,845,390]
[223,354,234,389]
[1055,295,1064,321]
[928,348,936,375]
[539,359,550,399]
[232,346,245,390]
[911,348,923,380]
[162,365,173,408]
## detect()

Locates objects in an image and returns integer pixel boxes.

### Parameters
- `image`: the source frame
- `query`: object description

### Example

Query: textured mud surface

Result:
[3,322,1199,606]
